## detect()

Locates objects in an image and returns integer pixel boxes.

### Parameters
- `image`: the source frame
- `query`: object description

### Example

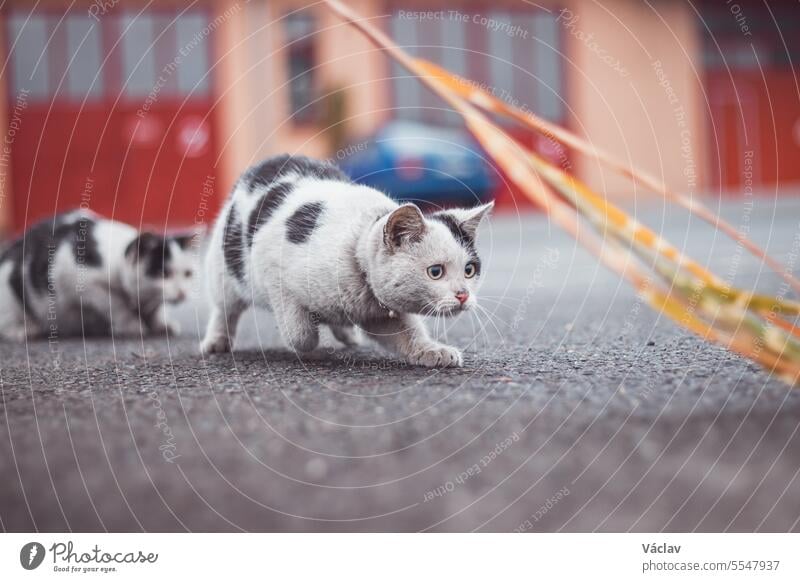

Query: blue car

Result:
[338,121,496,207]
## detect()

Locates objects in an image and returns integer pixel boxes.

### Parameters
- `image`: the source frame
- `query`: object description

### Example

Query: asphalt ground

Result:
[2,197,800,532]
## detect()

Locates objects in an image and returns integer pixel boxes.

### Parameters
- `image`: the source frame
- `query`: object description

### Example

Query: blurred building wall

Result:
[1,0,795,235]
[221,0,706,204]
[179,0,393,204]
[567,0,706,201]
[217,0,708,204]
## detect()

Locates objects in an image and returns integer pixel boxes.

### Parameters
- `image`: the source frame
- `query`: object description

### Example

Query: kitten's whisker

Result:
[476,298,517,312]
[421,302,435,318]
[435,299,450,342]
[464,306,488,348]
[434,302,445,338]
[463,311,486,352]
[475,303,514,328]
[470,309,492,348]
[474,303,506,342]
[479,294,523,301]
[464,309,478,351]
[420,299,439,320]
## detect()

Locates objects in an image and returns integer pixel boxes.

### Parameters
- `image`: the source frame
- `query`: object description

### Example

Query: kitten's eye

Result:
[427,264,445,280]
[464,262,477,278]
[184,269,193,278]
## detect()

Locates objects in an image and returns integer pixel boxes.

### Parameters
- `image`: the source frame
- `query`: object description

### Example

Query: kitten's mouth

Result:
[435,303,468,317]
[418,298,471,317]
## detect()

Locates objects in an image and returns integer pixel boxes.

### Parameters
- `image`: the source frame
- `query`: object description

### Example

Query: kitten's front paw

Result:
[330,325,360,347]
[200,335,232,355]
[151,319,180,337]
[408,343,463,368]
[112,321,146,338]
[4,326,39,343]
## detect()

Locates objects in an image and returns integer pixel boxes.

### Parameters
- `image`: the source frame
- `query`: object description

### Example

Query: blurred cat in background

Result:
[0,210,195,341]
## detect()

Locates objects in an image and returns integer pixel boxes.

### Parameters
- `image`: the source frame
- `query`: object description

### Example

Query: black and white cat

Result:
[201,154,492,367]
[0,210,195,340]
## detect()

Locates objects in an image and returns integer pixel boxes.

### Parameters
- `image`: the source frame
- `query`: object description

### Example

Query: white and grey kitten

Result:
[201,154,493,367]
[0,210,195,341]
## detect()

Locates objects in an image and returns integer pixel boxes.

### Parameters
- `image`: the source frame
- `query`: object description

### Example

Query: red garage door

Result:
[5,7,220,232]
[701,2,800,192]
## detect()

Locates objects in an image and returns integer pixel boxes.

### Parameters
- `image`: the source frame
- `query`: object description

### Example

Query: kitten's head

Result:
[123,232,196,304]
[369,201,493,316]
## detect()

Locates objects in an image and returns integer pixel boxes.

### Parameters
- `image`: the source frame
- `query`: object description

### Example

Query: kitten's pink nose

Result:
[455,291,469,305]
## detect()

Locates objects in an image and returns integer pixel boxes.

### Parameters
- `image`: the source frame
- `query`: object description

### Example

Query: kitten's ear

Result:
[432,201,494,239]
[384,204,426,250]
[125,232,161,263]
[458,201,494,239]
[172,233,196,250]
[175,235,193,249]
[172,223,208,249]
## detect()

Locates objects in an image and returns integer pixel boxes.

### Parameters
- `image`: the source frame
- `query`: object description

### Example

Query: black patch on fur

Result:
[245,154,349,192]
[223,205,246,280]
[1,238,27,311]
[79,303,112,337]
[430,213,482,274]
[430,213,474,251]
[147,241,169,278]
[286,202,325,244]
[28,214,71,292]
[247,181,294,247]
[28,239,51,292]
[1,214,104,313]
[125,232,171,278]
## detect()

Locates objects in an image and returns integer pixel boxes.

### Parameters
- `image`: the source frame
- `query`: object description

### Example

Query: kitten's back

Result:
[209,155,397,315]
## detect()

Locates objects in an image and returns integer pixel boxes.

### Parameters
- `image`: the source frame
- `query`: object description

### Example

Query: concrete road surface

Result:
[2,197,800,532]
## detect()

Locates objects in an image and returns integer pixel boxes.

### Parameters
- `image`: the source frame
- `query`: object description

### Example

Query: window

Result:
[285,11,317,123]
[6,9,215,102]
[65,15,104,100]
[176,13,211,96]
[700,4,800,70]
[7,13,50,99]
[120,13,157,98]
[119,10,213,100]
[389,9,565,125]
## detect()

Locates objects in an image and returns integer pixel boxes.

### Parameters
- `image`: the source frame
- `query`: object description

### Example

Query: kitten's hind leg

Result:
[201,301,245,354]
[329,324,360,347]
[272,295,319,354]
[200,231,246,355]
[3,319,43,342]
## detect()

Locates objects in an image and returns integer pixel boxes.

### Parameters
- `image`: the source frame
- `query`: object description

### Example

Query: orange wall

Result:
[565,0,706,199]
[214,0,706,201]
[213,0,391,192]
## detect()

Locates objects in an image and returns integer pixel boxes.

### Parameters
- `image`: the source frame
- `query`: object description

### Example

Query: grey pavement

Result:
[2,196,800,532]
